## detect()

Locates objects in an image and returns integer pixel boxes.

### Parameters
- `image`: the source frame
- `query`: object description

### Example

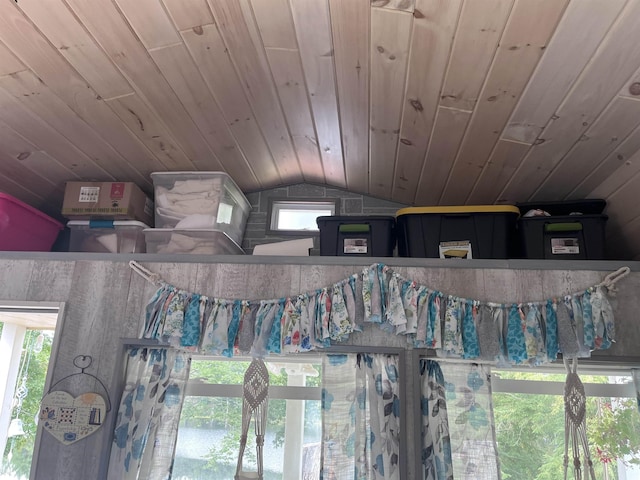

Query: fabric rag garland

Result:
[130,261,629,366]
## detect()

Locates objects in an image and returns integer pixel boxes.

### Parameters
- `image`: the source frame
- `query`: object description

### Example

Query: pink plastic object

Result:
[0,193,64,251]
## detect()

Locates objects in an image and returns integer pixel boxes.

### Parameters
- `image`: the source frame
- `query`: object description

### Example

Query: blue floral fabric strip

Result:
[138,263,619,365]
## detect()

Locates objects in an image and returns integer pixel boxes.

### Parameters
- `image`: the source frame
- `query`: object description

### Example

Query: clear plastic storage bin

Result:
[68,220,149,253]
[151,171,250,245]
[0,193,63,251]
[143,229,245,255]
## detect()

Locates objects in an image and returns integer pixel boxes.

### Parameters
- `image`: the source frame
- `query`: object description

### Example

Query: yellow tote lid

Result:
[396,205,520,216]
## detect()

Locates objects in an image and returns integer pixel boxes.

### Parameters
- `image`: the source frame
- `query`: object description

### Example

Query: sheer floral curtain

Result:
[420,360,500,480]
[108,347,190,480]
[321,353,401,480]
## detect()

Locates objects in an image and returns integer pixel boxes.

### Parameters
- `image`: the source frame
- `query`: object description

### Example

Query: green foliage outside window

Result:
[0,328,54,480]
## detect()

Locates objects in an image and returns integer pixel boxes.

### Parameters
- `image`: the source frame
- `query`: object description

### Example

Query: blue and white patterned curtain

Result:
[107,348,190,480]
[420,359,453,480]
[421,360,500,480]
[321,353,401,480]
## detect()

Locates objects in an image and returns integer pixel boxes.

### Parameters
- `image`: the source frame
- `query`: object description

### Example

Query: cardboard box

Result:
[62,182,154,226]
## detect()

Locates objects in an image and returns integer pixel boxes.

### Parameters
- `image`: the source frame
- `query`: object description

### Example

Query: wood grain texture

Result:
[439,0,512,112]
[504,0,627,144]
[250,0,298,48]
[393,0,462,204]
[0,3,155,187]
[585,123,640,200]
[149,43,259,186]
[329,0,370,194]
[440,0,569,205]
[105,93,195,171]
[64,0,233,175]
[16,0,133,100]
[0,259,35,301]
[369,8,412,199]
[161,0,214,30]
[0,177,47,209]
[467,138,531,204]
[114,0,181,50]
[414,106,471,205]
[0,119,80,186]
[0,86,109,180]
[0,39,26,76]
[500,0,640,203]
[265,48,326,184]
[533,96,640,200]
[0,71,151,188]
[181,24,279,186]
[208,0,303,182]
[290,0,345,187]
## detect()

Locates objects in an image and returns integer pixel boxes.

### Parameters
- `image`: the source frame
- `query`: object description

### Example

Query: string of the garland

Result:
[129,261,629,365]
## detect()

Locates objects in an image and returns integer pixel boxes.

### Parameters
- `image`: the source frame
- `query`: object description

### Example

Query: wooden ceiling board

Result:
[414,106,471,205]
[584,122,640,200]
[0,86,110,180]
[290,0,345,187]
[369,7,412,199]
[0,3,154,188]
[63,0,227,173]
[113,0,181,51]
[392,0,462,205]
[181,25,277,188]
[265,47,326,185]
[0,71,150,188]
[149,44,259,186]
[105,93,195,172]
[0,176,48,211]
[16,0,133,100]
[467,138,530,204]
[0,121,79,187]
[161,0,214,31]
[440,0,570,205]
[438,0,513,112]
[0,40,26,76]
[208,0,302,183]
[2,0,640,259]
[500,0,640,204]
[532,96,640,200]
[250,0,298,49]
[329,0,370,194]
[0,148,63,203]
[503,0,627,145]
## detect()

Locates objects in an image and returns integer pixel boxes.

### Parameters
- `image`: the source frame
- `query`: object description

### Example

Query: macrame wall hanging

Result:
[129,261,629,366]
[563,358,596,480]
[235,358,270,480]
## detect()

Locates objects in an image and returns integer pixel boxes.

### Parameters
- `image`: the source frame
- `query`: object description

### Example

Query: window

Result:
[267,199,338,234]
[0,304,61,480]
[492,368,640,480]
[172,357,322,480]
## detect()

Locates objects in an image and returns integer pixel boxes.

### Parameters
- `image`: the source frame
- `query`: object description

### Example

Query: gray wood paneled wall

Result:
[1,255,638,480]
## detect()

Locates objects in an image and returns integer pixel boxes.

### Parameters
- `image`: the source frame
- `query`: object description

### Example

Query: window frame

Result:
[266,198,339,236]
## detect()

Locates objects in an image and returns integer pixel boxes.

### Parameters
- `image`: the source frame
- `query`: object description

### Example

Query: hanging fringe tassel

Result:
[563,358,596,480]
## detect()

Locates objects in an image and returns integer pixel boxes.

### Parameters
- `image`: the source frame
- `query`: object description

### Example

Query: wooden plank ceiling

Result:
[1,0,640,259]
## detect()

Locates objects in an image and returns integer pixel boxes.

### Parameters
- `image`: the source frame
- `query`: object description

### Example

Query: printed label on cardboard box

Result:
[110,182,125,200]
[439,240,472,259]
[78,187,100,203]
[344,238,367,254]
[551,238,579,254]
